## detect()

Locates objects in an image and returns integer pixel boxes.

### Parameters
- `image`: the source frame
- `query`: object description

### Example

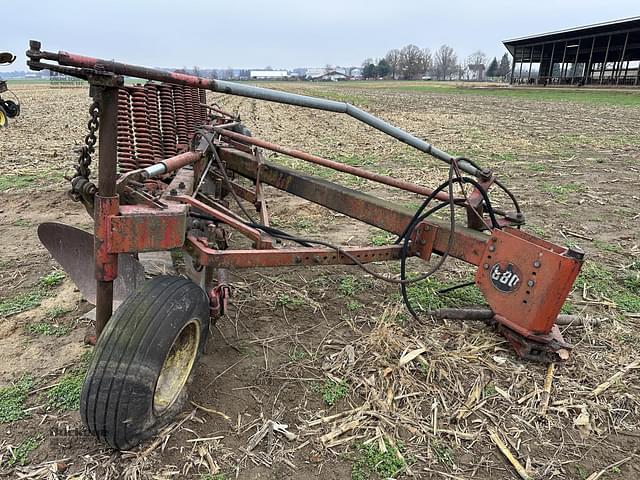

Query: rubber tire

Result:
[4,100,19,118]
[80,275,210,450]
[0,105,7,128]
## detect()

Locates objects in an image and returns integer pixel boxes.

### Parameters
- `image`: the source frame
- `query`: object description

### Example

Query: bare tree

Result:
[423,48,433,77]
[466,50,488,81]
[385,49,401,79]
[433,45,458,80]
[399,44,427,80]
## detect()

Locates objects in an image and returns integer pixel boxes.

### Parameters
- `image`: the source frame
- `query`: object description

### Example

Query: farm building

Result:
[504,16,640,86]
[310,70,349,81]
[249,70,289,80]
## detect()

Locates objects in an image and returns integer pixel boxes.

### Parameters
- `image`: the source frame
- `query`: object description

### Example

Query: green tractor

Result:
[0,52,21,128]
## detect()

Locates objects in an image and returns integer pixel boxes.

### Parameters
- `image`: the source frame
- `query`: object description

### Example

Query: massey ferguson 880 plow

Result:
[26,40,584,450]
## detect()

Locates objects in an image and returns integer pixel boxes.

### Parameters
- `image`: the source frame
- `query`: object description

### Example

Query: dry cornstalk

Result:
[489,430,532,480]
[246,421,271,451]
[538,363,555,416]
[306,403,369,427]
[437,429,478,441]
[455,375,484,420]
[191,401,232,422]
[399,347,427,366]
[319,419,360,444]
[591,359,640,396]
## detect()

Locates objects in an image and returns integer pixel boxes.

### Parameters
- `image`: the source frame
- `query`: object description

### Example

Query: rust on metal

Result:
[186,236,403,269]
[109,204,187,253]
[216,128,454,202]
[475,227,583,337]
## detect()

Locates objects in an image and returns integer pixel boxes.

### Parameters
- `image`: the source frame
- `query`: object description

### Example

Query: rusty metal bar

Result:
[214,128,453,202]
[218,147,487,265]
[26,41,480,177]
[186,236,404,269]
[171,194,273,249]
[95,87,119,337]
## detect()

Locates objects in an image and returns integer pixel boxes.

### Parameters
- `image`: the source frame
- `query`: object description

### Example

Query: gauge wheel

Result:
[4,100,19,118]
[80,275,210,450]
[0,105,7,128]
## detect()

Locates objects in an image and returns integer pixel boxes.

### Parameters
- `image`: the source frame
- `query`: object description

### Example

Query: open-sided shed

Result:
[503,16,640,86]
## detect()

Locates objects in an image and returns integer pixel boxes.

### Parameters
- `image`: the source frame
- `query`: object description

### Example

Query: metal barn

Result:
[503,16,640,86]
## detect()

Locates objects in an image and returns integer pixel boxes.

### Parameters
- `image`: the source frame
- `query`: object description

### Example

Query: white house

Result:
[249,70,289,80]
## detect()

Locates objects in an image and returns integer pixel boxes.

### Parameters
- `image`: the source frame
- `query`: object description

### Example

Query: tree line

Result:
[362,45,511,81]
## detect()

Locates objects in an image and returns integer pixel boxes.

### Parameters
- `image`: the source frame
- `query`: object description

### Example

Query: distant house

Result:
[249,70,289,80]
[310,71,350,81]
[349,67,363,79]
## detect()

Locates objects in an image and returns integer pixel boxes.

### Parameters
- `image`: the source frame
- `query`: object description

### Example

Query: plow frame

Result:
[26,40,584,364]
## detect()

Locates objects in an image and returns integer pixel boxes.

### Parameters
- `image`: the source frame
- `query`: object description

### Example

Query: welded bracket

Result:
[108,203,187,253]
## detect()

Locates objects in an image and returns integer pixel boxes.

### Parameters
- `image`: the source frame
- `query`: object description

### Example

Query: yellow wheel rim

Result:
[153,319,201,413]
[0,110,6,127]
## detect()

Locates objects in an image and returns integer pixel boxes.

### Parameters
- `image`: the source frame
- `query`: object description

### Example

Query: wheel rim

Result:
[153,319,201,413]
[0,110,6,127]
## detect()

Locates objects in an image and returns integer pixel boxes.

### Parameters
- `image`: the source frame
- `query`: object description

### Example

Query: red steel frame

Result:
[26,42,584,362]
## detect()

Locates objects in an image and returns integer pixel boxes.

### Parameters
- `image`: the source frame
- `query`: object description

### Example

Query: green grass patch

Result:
[25,322,71,337]
[39,271,65,288]
[12,219,32,227]
[5,435,43,467]
[346,300,364,312]
[369,231,395,246]
[352,441,407,480]
[541,182,585,200]
[46,306,72,320]
[432,441,455,467]
[527,163,547,172]
[575,262,640,313]
[288,347,307,362]
[0,290,45,318]
[321,379,348,407]
[395,84,640,107]
[200,475,226,480]
[45,351,92,412]
[0,175,38,192]
[592,240,624,254]
[527,225,546,237]
[338,275,371,296]
[276,293,305,309]
[0,375,33,423]
[0,271,66,318]
[405,277,486,312]
[336,154,376,167]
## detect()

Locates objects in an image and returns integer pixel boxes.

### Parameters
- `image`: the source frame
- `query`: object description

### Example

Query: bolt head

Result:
[488,245,496,252]
[483,263,490,270]
[533,260,541,268]
[527,280,535,287]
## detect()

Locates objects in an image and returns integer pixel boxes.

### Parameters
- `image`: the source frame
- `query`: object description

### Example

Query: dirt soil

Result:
[0,82,639,479]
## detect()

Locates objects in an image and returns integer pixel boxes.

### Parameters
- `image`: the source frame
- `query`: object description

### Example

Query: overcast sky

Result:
[5,1,638,70]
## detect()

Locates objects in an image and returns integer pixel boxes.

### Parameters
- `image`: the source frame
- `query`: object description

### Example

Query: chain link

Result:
[68,100,99,203]
[77,100,99,178]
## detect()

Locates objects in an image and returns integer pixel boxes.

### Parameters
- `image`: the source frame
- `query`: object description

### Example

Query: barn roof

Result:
[503,16,640,54]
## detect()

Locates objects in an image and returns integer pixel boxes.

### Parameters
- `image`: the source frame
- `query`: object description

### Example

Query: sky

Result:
[4,1,639,70]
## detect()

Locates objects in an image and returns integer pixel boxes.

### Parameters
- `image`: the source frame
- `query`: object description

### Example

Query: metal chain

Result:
[77,100,99,178]
[68,100,99,203]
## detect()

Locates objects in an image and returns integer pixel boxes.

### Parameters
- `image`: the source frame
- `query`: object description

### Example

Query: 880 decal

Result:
[490,262,521,293]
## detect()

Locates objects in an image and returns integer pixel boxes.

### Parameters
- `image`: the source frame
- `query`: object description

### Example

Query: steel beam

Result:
[95,87,119,337]
[218,147,488,265]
